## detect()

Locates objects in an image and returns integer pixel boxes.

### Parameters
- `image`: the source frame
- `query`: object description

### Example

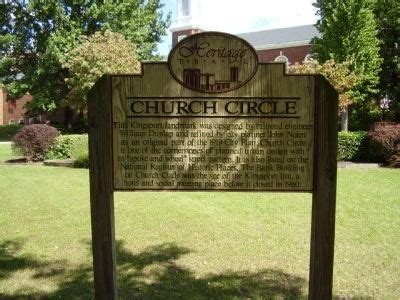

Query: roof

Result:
[237,24,320,50]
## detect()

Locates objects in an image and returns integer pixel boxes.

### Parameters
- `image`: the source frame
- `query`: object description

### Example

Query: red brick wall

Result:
[172,29,203,47]
[256,45,312,64]
[0,89,4,125]
[0,90,32,125]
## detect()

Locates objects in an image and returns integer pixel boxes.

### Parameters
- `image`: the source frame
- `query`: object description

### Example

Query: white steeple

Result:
[171,0,203,32]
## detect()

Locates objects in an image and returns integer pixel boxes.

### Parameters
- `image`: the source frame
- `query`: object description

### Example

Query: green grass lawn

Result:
[0,144,399,299]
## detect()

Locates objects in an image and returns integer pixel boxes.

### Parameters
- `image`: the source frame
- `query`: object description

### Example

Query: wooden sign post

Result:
[88,32,338,299]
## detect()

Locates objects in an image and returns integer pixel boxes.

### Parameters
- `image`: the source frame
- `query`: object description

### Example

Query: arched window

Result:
[274,51,290,68]
[303,54,317,65]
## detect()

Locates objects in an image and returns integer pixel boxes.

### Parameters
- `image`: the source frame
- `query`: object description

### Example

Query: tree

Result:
[0,0,170,120]
[312,0,382,131]
[289,60,358,130]
[62,30,140,112]
[374,0,400,121]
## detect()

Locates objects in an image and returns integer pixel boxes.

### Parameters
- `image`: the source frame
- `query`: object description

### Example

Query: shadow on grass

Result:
[0,239,307,299]
[0,239,45,279]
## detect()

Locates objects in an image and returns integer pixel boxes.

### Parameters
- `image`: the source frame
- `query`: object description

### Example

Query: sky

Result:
[157,0,319,56]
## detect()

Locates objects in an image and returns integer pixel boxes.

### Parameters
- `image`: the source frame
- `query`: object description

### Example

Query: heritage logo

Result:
[168,32,258,93]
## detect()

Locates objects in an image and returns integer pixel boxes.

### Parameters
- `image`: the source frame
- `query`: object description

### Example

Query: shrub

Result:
[69,134,89,168]
[68,134,88,159]
[368,123,400,167]
[45,135,74,159]
[44,134,89,167]
[45,134,88,159]
[12,124,59,161]
[337,131,369,161]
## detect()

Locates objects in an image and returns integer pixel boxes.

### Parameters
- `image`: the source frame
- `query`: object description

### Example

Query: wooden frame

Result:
[88,76,117,299]
[88,33,338,299]
[309,75,338,297]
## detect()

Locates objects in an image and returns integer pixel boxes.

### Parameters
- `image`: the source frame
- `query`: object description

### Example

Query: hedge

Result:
[45,134,89,167]
[0,124,23,141]
[337,131,369,161]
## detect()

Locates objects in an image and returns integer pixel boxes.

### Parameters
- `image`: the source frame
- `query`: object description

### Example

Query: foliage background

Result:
[62,30,140,112]
[0,0,170,115]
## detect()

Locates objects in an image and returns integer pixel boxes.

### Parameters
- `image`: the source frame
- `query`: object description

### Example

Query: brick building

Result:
[171,0,319,65]
[0,0,31,125]
[0,89,32,125]
[237,25,319,65]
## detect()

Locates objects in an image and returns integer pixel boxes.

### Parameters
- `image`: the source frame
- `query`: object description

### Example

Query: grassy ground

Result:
[0,144,399,298]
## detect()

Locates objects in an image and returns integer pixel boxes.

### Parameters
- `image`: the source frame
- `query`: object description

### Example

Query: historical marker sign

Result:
[112,32,315,192]
[88,32,338,299]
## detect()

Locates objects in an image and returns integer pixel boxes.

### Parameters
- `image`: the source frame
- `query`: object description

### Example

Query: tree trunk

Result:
[64,106,73,130]
[340,106,348,132]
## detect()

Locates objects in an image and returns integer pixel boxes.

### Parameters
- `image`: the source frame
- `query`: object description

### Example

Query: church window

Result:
[304,54,317,65]
[274,51,289,64]
[178,35,187,42]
